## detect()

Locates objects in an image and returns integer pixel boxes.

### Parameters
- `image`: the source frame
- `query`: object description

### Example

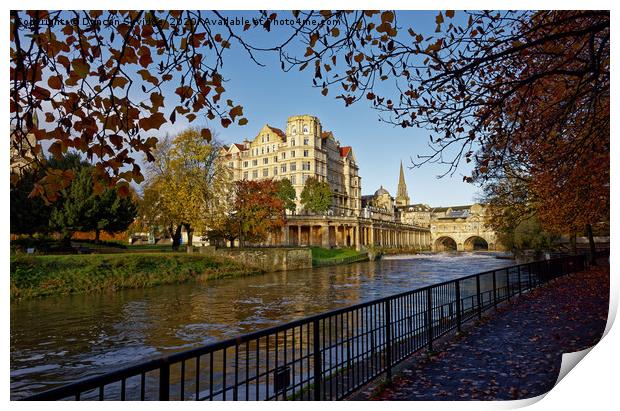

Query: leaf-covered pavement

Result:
[358,263,609,401]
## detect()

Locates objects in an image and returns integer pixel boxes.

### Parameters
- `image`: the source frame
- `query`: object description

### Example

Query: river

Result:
[10,252,514,399]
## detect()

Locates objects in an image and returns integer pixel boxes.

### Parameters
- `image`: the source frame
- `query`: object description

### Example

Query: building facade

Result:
[221,114,361,217]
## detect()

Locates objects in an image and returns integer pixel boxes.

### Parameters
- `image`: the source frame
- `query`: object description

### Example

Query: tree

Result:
[47,155,138,244]
[300,177,332,214]
[495,214,557,254]
[276,178,297,213]
[89,187,137,243]
[143,129,231,250]
[49,166,96,243]
[233,180,285,246]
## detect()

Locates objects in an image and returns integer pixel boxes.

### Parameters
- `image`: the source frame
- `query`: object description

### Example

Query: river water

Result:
[10,252,514,399]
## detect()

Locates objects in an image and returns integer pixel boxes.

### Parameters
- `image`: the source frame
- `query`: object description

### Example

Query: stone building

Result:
[221,114,361,217]
[216,115,430,250]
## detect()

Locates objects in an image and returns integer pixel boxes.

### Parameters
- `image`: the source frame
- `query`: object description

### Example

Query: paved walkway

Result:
[355,263,609,401]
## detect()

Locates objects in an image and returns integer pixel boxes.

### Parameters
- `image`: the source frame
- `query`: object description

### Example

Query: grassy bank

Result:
[311,247,369,267]
[10,253,263,300]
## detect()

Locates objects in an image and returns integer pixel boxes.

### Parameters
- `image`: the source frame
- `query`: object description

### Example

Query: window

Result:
[302,174,308,184]
[263,157,269,165]
[303,125,309,134]
[303,137,309,145]
[243,161,248,168]
[303,149,309,157]
[302,161,311,171]
[291,150,296,158]
[263,168,269,177]
[267,135,270,142]
[282,152,286,159]
[243,171,248,179]
[261,136,264,143]
[291,175,296,185]
[291,126,297,134]
[273,167,278,175]
[228,162,233,168]
[261,147,264,154]
[281,164,287,173]
[252,170,258,179]
[290,162,297,171]
[267,146,270,153]
[252,159,258,166]
[291,138,296,146]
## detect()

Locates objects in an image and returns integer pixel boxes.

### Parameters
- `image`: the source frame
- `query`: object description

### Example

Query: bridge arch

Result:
[434,236,457,251]
[463,236,489,251]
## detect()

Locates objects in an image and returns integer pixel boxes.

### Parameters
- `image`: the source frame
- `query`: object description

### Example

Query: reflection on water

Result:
[10,252,513,399]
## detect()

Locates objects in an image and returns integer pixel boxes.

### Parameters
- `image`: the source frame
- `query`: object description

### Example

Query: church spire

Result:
[396,160,410,206]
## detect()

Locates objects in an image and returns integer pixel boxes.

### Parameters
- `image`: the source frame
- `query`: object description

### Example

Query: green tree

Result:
[300,177,332,214]
[89,187,137,243]
[47,153,137,244]
[276,178,297,213]
[497,215,557,253]
[49,166,96,244]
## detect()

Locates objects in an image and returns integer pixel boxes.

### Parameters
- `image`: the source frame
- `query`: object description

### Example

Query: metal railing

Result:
[24,254,591,401]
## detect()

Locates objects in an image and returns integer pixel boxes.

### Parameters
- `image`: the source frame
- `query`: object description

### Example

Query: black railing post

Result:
[517,266,522,295]
[313,319,322,401]
[476,274,482,319]
[385,299,392,381]
[159,363,170,401]
[492,271,497,309]
[506,269,511,301]
[426,288,433,352]
[455,281,462,333]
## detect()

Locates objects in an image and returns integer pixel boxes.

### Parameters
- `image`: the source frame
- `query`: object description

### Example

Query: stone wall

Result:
[198,246,312,272]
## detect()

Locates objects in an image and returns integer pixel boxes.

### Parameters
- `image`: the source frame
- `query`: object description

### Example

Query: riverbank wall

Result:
[197,246,313,272]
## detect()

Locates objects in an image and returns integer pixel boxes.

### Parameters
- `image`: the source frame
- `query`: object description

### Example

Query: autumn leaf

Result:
[200,128,212,141]
[47,75,63,89]
[71,59,90,79]
[139,112,166,131]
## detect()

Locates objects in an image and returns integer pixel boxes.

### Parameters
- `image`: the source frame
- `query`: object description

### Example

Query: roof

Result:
[431,205,473,213]
[374,185,390,196]
[339,146,352,158]
[267,125,286,140]
[321,131,333,139]
[233,143,246,151]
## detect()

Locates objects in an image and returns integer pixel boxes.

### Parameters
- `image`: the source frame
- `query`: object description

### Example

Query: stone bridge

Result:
[429,204,503,252]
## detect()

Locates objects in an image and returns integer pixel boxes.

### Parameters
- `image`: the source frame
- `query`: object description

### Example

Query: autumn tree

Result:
[143,129,230,250]
[232,180,285,246]
[300,177,332,214]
